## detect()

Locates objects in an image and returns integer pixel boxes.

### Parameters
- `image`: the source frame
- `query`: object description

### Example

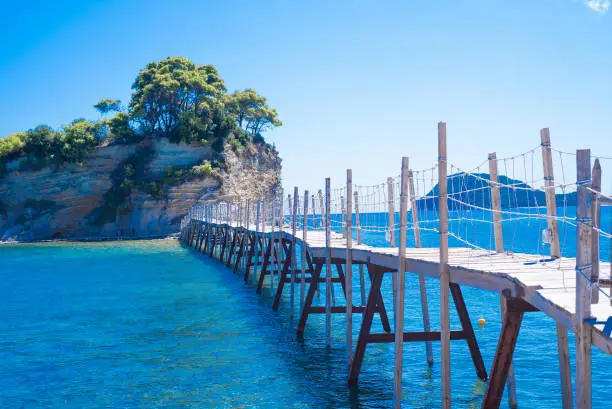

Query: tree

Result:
[129,57,226,137]
[60,120,97,163]
[225,88,282,138]
[94,99,122,116]
[23,125,60,158]
[107,112,140,143]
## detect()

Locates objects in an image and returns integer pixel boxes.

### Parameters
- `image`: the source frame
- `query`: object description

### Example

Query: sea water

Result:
[1,208,611,408]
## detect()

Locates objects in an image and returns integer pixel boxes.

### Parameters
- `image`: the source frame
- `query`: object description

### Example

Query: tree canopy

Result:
[225,89,282,137]
[93,99,122,116]
[129,57,226,137]
[0,57,282,173]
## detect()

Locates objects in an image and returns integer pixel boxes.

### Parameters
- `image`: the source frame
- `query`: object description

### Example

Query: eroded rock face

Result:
[0,140,281,241]
[219,143,282,201]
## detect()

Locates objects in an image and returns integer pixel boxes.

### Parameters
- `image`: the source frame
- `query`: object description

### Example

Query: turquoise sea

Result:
[1,207,611,408]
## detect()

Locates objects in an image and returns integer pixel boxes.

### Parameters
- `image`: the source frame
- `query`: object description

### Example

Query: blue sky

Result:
[1,0,610,193]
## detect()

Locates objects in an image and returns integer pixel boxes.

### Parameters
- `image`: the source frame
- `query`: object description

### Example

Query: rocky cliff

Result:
[0,140,281,241]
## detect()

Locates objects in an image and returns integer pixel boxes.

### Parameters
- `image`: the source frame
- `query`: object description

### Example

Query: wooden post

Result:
[261,199,267,282]
[346,170,353,366]
[489,152,518,408]
[591,159,601,304]
[341,195,346,238]
[318,189,325,299]
[301,189,309,314]
[245,200,251,273]
[318,190,325,232]
[408,169,434,365]
[488,153,504,253]
[325,178,332,347]
[540,129,573,409]
[254,200,261,284]
[438,121,451,409]
[354,190,366,305]
[541,128,561,258]
[575,149,592,409]
[311,194,316,228]
[275,190,284,290]
[291,190,298,318]
[394,157,409,409]
[387,177,396,247]
[387,176,397,326]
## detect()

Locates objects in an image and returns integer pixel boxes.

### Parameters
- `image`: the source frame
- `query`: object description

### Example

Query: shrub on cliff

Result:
[0,132,26,159]
[58,120,98,163]
[106,112,141,143]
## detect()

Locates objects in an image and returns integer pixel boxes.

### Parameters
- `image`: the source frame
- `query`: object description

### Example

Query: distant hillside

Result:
[415,173,577,210]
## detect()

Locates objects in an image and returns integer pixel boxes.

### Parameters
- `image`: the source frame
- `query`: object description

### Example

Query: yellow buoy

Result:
[478,318,486,326]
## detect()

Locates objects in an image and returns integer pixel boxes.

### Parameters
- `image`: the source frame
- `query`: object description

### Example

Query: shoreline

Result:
[0,233,179,245]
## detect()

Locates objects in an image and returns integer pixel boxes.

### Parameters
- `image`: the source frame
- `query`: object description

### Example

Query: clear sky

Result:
[1,0,610,193]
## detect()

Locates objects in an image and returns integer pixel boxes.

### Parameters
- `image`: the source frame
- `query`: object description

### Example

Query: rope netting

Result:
[182,141,612,304]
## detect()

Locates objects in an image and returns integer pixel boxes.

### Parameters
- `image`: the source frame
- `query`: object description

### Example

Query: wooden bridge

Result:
[180,123,611,409]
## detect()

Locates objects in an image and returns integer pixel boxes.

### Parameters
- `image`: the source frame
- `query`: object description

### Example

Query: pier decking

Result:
[180,123,612,409]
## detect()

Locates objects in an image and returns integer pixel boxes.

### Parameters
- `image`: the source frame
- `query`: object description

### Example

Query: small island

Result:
[0,57,282,241]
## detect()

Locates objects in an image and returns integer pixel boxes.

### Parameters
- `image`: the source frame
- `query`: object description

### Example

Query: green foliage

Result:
[168,110,210,144]
[0,132,26,159]
[191,161,214,178]
[59,120,98,163]
[224,88,282,137]
[94,98,122,116]
[252,134,265,144]
[142,181,163,200]
[107,112,141,143]
[129,57,226,138]
[23,125,59,158]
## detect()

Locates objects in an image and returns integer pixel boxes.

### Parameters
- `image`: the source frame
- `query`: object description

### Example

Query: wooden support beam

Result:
[541,129,561,258]
[297,261,324,336]
[291,189,298,318]
[272,239,294,311]
[341,194,346,238]
[438,121,451,409]
[489,151,518,407]
[591,159,601,304]
[387,176,397,330]
[256,238,273,294]
[541,129,573,409]
[325,178,332,347]
[276,190,284,290]
[301,190,309,315]
[346,170,353,367]
[394,157,408,409]
[575,148,592,409]
[254,201,261,285]
[354,190,366,305]
[450,283,487,381]
[408,168,434,365]
[348,266,385,387]
[481,291,526,409]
